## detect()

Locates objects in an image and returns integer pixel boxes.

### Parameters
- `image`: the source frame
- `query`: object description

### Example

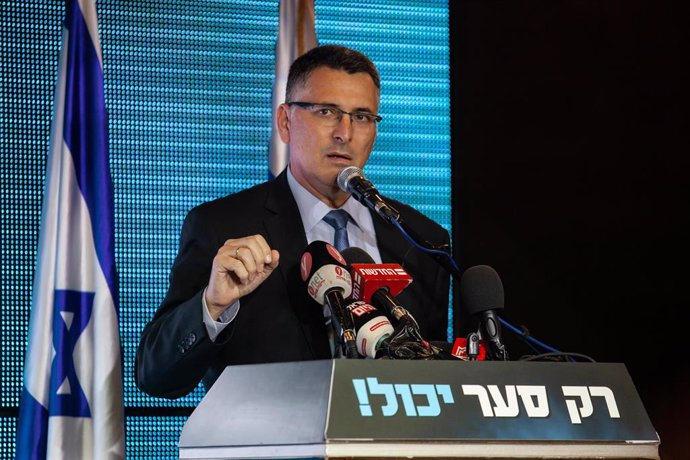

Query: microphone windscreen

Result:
[345,300,394,358]
[341,246,375,266]
[300,240,352,304]
[336,166,362,193]
[341,247,412,302]
[460,265,505,315]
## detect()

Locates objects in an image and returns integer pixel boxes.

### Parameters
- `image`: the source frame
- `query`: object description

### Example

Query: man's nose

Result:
[332,114,353,143]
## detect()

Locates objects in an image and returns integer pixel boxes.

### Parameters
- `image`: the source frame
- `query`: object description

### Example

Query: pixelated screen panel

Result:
[0,0,449,458]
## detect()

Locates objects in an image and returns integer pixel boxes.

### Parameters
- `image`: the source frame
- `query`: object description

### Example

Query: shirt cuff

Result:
[202,288,240,342]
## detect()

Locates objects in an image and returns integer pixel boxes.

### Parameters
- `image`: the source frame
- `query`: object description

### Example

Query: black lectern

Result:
[179,360,659,459]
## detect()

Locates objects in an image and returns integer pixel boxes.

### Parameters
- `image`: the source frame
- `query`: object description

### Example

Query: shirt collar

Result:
[286,166,374,235]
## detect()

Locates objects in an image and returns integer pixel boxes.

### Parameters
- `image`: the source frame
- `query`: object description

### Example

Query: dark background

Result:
[450,1,688,458]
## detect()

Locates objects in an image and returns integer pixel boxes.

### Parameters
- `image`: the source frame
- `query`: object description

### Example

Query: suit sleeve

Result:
[135,207,234,399]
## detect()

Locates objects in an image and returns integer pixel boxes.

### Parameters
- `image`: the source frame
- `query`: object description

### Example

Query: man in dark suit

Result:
[136,45,450,399]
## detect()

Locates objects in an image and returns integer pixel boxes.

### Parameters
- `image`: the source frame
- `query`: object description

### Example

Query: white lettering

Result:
[360,268,399,276]
[562,385,620,424]
[462,384,550,418]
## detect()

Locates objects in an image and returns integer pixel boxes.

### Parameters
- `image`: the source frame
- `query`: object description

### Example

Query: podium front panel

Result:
[327,360,657,443]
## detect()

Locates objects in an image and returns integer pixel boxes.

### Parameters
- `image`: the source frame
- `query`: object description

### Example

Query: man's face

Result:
[277,66,379,207]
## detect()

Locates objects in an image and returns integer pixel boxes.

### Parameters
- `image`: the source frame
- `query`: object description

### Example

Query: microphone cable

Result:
[391,218,565,357]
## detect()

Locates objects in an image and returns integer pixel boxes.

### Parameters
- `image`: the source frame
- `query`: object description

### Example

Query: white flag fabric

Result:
[16,0,125,458]
[268,0,318,178]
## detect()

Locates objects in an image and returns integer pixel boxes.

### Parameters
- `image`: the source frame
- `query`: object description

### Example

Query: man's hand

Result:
[205,235,280,320]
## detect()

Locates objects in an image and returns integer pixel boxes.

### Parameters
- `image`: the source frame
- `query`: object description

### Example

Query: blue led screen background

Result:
[1,0,450,457]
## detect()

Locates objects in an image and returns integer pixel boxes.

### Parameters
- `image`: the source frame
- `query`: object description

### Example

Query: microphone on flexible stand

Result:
[337,167,461,283]
[337,166,400,224]
[460,265,509,361]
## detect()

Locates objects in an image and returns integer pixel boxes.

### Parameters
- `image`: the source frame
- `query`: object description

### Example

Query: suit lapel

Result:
[263,171,307,286]
[263,171,329,358]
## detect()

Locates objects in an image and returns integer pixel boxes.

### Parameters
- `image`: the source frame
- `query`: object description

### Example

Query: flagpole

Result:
[268,0,318,179]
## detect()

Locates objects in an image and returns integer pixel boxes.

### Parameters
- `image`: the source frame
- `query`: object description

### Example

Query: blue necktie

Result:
[323,210,350,252]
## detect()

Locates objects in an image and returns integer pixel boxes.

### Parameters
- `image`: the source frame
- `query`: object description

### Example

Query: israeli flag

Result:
[268,0,318,178]
[16,1,125,458]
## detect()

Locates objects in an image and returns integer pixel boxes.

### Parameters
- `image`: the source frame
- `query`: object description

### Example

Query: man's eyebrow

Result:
[309,102,338,107]
[313,102,376,113]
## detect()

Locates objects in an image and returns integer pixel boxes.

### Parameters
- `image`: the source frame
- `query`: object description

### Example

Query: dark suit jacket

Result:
[135,170,450,399]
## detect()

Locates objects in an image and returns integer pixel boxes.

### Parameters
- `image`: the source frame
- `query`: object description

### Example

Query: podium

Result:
[179,360,659,459]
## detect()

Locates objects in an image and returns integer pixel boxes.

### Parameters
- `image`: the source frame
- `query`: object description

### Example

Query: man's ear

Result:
[277,104,290,143]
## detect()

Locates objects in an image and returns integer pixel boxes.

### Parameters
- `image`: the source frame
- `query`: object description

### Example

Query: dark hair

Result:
[285,45,380,101]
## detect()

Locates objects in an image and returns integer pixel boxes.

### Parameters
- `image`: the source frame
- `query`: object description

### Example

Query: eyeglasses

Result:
[286,102,382,127]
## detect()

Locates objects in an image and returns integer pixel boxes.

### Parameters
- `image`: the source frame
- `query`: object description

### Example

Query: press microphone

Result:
[460,265,508,361]
[337,166,400,223]
[428,337,487,361]
[345,300,394,359]
[300,241,359,359]
[341,247,436,359]
[340,247,415,326]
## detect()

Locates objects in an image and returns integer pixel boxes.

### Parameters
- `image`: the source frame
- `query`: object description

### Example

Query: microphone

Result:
[345,300,394,359]
[341,247,435,359]
[337,166,400,223]
[429,337,487,361]
[300,241,359,359]
[340,247,415,326]
[460,265,509,361]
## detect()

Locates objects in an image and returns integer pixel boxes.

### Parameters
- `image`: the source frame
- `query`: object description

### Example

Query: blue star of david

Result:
[48,289,94,417]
